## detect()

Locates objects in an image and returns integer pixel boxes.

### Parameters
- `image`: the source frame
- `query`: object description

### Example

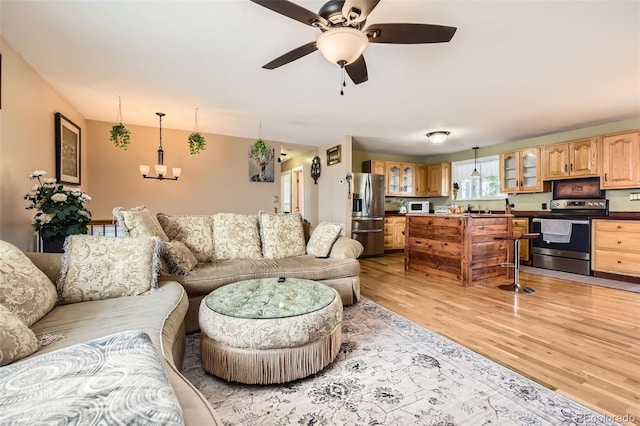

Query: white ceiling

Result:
[2,0,639,157]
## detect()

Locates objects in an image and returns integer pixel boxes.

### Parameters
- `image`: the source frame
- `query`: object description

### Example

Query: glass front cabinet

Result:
[500,148,548,193]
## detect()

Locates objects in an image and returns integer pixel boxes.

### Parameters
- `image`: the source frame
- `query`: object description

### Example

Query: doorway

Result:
[281,171,291,213]
[292,166,304,217]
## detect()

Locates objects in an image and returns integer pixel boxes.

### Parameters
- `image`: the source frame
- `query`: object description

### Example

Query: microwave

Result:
[407,201,430,213]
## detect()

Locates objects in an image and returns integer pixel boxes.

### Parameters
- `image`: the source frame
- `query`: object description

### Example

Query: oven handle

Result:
[531,218,590,225]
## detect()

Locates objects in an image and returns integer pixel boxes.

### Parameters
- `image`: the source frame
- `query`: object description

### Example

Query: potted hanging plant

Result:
[252,138,269,159]
[109,97,131,150]
[188,132,206,154]
[188,109,206,154]
[110,123,131,149]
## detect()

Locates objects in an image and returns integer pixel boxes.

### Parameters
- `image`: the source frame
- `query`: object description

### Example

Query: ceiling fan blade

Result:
[262,41,318,69]
[250,0,328,27]
[345,55,368,84]
[366,23,457,44]
[342,0,382,23]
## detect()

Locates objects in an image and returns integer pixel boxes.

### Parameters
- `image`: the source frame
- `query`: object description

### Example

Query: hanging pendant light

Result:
[471,147,480,177]
[139,112,181,181]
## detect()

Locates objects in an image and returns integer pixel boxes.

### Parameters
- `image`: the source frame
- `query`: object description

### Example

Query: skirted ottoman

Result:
[199,277,342,384]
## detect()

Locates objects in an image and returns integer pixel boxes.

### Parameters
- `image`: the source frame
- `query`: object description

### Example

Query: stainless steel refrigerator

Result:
[351,173,385,257]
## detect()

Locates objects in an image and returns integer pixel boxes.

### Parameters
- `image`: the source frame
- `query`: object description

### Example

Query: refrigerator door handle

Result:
[352,229,384,233]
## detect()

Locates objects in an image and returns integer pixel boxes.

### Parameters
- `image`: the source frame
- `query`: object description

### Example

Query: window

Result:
[451,155,505,201]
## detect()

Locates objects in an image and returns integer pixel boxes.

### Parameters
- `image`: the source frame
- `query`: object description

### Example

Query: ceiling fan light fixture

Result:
[316,27,368,65]
[426,131,450,144]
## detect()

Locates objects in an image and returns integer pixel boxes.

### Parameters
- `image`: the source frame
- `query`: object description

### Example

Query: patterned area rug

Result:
[182,298,615,425]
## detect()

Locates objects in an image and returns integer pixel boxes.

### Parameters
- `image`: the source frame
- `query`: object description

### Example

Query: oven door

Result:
[531,218,591,275]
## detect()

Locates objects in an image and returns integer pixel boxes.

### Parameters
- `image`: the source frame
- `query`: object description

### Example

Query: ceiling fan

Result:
[250,0,457,90]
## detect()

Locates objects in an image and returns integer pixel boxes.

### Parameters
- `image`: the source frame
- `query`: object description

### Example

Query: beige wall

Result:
[319,136,353,234]
[87,120,281,219]
[0,38,88,250]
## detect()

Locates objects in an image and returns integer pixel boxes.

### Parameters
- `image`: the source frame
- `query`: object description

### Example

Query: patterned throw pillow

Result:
[258,212,306,259]
[159,241,199,276]
[58,235,160,304]
[0,240,58,326]
[112,206,169,241]
[157,213,213,263]
[212,213,262,260]
[306,222,344,257]
[0,304,39,367]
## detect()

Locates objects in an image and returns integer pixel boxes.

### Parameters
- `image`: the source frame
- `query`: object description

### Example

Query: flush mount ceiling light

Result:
[426,131,450,144]
[471,146,480,177]
[139,112,181,181]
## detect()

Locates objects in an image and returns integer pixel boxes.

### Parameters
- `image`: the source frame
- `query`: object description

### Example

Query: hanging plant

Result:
[252,138,268,159]
[109,97,131,150]
[188,108,206,154]
[188,132,206,154]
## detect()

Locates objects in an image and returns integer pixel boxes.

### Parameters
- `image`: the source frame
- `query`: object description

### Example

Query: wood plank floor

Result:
[359,252,640,426]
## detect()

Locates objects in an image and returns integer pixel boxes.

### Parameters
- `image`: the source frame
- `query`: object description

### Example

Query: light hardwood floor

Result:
[359,252,640,426]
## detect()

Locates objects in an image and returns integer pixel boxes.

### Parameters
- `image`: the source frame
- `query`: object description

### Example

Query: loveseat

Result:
[113,208,364,332]
[0,239,221,425]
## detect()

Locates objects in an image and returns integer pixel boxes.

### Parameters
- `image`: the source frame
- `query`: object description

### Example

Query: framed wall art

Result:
[327,145,341,166]
[55,112,81,185]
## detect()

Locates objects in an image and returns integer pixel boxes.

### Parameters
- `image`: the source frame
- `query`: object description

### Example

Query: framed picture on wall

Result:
[55,112,81,185]
[327,145,341,166]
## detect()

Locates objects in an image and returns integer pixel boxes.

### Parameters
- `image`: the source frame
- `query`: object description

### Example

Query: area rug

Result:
[182,298,616,426]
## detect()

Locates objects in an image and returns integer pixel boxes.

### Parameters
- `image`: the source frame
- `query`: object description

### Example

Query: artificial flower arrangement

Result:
[24,170,92,239]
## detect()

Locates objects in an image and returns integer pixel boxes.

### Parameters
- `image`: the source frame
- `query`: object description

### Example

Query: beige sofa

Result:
[113,209,364,333]
[17,252,222,425]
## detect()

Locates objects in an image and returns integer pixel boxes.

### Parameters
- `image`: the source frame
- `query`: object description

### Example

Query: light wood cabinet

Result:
[384,216,406,250]
[426,163,451,197]
[542,138,599,180]
[500,148,549,194]
[592,220,640,278]
[601,131,640,189]
[414,164,428,196]
[511,218,530,264]
[386,162,416,196]
[362,160,386,176]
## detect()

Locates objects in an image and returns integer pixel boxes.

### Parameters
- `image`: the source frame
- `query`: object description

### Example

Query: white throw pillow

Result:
[157,213,214,263]
[212,213,262,260]
[112,206,169,241]
[0,304,39,366]
[0,240,58,326]
[258,212,306,259]
[306,222,344,257]
[58,235,160,304]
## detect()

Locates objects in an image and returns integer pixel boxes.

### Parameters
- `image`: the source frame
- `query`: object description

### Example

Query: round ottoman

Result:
[199,277,342,384]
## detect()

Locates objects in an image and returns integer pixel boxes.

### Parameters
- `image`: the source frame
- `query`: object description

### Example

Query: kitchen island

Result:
[405,213,513,287]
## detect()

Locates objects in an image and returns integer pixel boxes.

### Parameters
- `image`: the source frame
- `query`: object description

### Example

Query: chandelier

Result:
[139,112,181,180]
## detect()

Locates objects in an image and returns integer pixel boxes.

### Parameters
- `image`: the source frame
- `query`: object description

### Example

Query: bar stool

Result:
[495,233,540,294]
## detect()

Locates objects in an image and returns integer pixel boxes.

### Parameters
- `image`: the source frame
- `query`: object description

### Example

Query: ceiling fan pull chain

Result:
[340,62,346,96]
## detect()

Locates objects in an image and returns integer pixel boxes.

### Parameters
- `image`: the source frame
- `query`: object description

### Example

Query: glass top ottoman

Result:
[198,277,343,384]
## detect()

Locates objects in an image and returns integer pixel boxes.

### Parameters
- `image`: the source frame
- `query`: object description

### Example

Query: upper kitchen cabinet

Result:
[362,160,386,176]
[601,130,640,189]
[426,163,451,197]
[415,164,428,196]
[500,148,549,194]
[542,138,599,180]
[386,162,415,196]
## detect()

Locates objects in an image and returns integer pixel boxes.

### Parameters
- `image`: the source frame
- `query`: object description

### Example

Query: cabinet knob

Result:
[605,173,608,182]
[565,164,568,172]
[617,260,622,264]
[570,163,573,172]
[617,225,622,229]
[617,240,622,244]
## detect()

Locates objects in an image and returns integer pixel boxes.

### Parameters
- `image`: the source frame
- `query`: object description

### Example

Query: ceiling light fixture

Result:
[139,112,181,181]
[316,27,369,66]
[426,131,450,144]
[471,146,480,177]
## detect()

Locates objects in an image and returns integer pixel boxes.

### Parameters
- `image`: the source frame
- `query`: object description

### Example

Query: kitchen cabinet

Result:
[600,131,640,189]
[592,220,640,278]
[542,138,599,180]
[362,160,386,176]
[415,164,428,196]
[386,162,415,196]
[511,218,530,264]
[500,148,549,194]
[404,214,512,287]
[426,163,451,197]
[384,216,406,250]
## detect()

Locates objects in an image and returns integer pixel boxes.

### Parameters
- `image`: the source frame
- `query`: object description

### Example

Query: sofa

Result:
[0,239,222,425]
[113,208,364,332]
